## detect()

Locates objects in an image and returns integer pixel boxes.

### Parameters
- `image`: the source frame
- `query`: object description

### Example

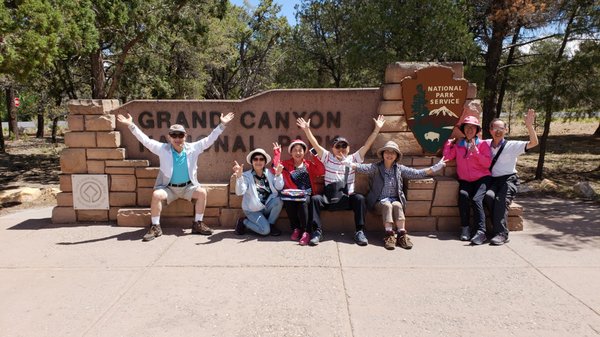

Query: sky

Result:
[230,0,299,25]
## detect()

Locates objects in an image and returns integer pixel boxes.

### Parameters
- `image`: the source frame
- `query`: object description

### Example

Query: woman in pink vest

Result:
[443,115,492,245]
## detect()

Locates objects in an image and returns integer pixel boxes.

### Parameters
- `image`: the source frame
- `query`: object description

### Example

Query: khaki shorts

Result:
[157,184,199,204]
[373,200,405,223]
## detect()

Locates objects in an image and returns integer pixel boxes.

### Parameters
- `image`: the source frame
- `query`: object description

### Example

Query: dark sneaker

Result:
[192,221,213,235]
[383,232,396,250]
[460,226,471,241]
[142,224,162,241]
[269,223,282,236]
[397,232,413,250]
[490,233,510,245]
[354,230,368,246]
[234,217,246,235]
[309,230,322,246]
[470,230,487,245]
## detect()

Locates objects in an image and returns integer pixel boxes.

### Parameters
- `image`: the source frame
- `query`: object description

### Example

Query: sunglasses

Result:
[334,143,348,149]
[252,157,266,162]
[169,133,186,139]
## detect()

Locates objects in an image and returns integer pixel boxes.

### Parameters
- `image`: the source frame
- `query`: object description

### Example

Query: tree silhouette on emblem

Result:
[411,84,429,121]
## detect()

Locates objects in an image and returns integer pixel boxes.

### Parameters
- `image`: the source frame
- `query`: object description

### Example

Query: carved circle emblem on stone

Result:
[72,174,109,210]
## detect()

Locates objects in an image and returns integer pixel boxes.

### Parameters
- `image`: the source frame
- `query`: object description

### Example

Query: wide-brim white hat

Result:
[246,148,272,165]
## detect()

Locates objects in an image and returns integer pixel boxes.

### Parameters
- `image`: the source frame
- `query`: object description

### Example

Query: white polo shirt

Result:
[486,139,529,177]
[321,150,363,194]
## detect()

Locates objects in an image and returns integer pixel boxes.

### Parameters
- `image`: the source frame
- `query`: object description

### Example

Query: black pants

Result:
[484,174,518,236]
[458,176,492,233]
[309,193,366,233]
[283,197,310,232]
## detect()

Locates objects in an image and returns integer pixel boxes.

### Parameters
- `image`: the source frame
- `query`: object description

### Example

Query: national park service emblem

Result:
[401,67,468,153]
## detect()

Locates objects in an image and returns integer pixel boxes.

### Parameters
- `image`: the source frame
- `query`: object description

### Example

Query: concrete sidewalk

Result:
[1,197,599,337]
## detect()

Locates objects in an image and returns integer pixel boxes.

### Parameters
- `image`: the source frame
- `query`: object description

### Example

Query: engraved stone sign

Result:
[72,175,109,210]
[401,67,468,153]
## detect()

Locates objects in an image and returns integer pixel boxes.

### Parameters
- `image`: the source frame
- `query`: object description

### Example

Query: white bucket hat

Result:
[288,139,307,154]
[246,148,272,165]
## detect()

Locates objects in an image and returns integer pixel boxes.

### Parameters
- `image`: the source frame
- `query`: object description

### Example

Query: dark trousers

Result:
[310,193,366,233]
[458,176,492,233]
[283,198,310,232]
[484,174,518,236]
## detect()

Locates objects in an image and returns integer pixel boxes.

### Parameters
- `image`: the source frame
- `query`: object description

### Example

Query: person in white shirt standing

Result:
[484,108,538,245]
[117,112,235,241]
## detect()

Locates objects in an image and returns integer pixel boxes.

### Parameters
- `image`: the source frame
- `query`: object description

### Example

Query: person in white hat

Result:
[232,148,284,236]
[296,114,385,246]
[117,112,235,241]
[271,139,325,246]
[443,113,492,245]
[349,140,446,250]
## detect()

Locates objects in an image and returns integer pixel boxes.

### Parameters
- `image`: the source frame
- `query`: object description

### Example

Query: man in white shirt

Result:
[117,112,234,241]
[484,109,538,245]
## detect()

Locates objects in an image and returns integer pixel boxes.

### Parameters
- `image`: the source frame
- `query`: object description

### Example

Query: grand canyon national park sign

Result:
[401,67,468,153]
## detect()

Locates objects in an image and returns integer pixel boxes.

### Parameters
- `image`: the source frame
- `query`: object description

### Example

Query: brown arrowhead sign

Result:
[401,67,468,153]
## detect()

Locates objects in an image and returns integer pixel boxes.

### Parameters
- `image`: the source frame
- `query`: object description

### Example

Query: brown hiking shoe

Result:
[142,224,162,241]
[192,221,213,235]
[384,232,396,250]
[397,232,413,249]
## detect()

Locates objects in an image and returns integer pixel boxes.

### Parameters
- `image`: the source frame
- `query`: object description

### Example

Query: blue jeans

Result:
[243,197,283,235]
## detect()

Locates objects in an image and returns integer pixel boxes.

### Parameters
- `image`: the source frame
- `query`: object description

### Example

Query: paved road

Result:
[0,197,599,336]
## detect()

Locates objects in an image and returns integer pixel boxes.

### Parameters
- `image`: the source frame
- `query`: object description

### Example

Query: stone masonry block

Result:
[405,200,431,216]
[383,84,402,100]
[110,175,136,192]
[87,148,125,160]
[444,166,457,177]
[67,115,84,131]
[406,189,434,201]
[109,207,119,221]
[509,202,523,216]
[377,101,404,115]
[380,116,408,132]
[407,178,435,190]
[117,208,150,227]
[162,199,194,217]
[52,206,77,224]
[437,217,461,232]
[412,157,433,166]
[431,207,460,217]
[220,208,246,229]
[65,132,96,148]
[59,174,72,192]
[105,167,135,175]
[467,83,477,99]
[229,175,237,194]
[135,167,159,178]
[204,207,220,217]
[87,160,105,174]
[440,62,464,78]
[229,194,242,208]
[105,160,149,167]
[137,188,153,206]
[77,210,109,222]
[508,216,523,231]
[373,132,423,157]
[60,148,87,173]
[85,114,116,131]
[432,177,459,206]
[206,184,228,207]
[137,178,155,188]
[355,174,369,195]
[405,217,437,232]
[68,99,119,115]
[56,192,73,207]
[109,192,137,206]
[384,62,422,83]
[96,131,121,148]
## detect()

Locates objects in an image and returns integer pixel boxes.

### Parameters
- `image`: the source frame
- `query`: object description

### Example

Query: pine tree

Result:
[411,84,429,120]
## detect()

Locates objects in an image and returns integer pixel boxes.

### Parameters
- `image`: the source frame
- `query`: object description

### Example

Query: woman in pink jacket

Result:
[443,116,492,245]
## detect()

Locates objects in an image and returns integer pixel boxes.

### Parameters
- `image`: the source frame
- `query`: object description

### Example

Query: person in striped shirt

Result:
[296,115,385,246]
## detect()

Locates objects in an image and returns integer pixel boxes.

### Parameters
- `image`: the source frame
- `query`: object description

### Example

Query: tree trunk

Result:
[90,48,106,99]
[51,117,59,144]
[535,5,578,180]
[496,26,521,119]
[482,18,508,139]
[5,87,18,140]
[36,110,45,138]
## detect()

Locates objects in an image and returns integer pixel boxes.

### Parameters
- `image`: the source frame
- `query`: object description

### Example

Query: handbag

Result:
[324,166,349,203]
[280,189,308,202]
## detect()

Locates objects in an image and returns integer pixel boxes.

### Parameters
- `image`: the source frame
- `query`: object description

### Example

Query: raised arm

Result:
[116,113,162,153]
[296,117,325,158]
[525,108,539,150]
[357,115,385,159]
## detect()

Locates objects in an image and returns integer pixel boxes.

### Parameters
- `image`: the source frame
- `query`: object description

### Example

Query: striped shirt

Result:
[321,150,363,195]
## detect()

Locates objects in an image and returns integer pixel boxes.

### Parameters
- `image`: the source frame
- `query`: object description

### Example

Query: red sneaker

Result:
[299,232,310,246]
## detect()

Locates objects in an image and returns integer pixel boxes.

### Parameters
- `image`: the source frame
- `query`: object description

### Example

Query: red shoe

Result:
[299,232,310,246]
[290,228,301,241]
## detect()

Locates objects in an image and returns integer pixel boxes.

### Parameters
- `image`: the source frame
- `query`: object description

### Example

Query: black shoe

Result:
[490,233,510,245]
[460,226,470,241]
[470,230,487,245]
[269,224,282,236]
[235,217,246,235]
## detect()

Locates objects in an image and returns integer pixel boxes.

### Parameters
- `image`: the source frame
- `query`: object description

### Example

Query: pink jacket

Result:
[443,138,491,182]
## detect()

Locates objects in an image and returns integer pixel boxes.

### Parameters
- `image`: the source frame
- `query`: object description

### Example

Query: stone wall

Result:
[52,62,523,232]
